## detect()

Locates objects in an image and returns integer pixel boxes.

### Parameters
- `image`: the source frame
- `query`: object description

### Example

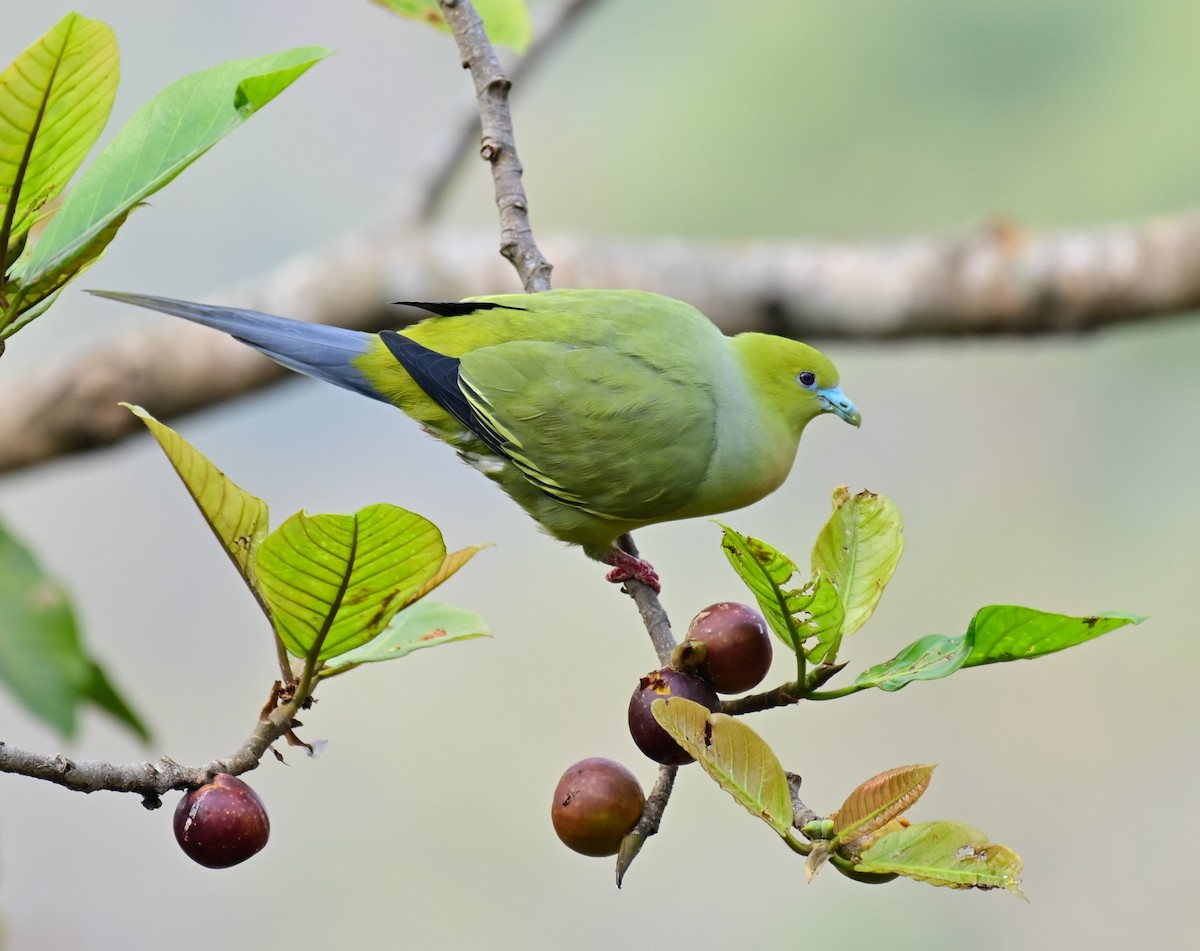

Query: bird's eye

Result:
[797,371,817,389]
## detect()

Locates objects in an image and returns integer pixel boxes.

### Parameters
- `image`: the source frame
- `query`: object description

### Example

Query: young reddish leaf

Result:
[833,764,935,853]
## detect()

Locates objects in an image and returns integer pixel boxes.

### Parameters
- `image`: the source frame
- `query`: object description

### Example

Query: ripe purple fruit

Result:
[685,602,773,694]
[173,774,270,869]
[627,667,720,765]
[551,758,646,857]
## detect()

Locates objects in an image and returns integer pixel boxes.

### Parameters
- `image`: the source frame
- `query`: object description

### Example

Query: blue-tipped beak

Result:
[819,386,861,427]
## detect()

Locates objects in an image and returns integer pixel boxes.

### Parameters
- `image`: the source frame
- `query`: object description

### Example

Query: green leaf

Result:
[964,605,1144,667]
[80,659,150,742]
[811,487,903,637]
[855,633,971,691]
[855,606,1143,692]
[652,697,793,835]
[322,600,490,674]
[719,524,805,652]
[2,208,131,326]
[833,765,935,853]
[0,13,117,253]
[124,405,268,601]
[794,574,845,665]
[12,46,330,289]
[372,0,533,53]
[255,504,445,661]
[856,820,1026,898]
[0,517,146,740]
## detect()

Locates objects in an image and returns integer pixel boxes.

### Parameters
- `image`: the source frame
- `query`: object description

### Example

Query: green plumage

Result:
[93,287,859,588]
[353,289,858,562]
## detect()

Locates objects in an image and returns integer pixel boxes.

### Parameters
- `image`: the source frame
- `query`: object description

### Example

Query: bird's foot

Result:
[604,549,661,594]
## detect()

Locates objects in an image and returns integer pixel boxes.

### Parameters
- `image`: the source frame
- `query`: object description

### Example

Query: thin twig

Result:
[0,687,301,806]
[615,764,677,887]
[418,0,603,221]
[437,0,552,291]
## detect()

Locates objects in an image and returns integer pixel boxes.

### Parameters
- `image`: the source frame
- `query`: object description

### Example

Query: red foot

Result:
[604,549,661,593]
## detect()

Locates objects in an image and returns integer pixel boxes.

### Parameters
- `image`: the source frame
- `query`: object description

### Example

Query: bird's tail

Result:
[90,290,386,403]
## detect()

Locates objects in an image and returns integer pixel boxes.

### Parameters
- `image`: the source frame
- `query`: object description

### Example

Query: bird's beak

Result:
[818,386,862,428]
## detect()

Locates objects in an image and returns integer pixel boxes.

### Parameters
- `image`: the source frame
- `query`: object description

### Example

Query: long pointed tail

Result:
[91,290,386,403]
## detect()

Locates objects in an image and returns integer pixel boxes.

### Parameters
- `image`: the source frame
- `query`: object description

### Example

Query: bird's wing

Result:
[459,340,718,521]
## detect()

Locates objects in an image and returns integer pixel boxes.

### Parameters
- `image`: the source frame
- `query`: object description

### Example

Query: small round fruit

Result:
[685,602,773,693]
[627,667,720,765]
[551,758,646,857]
[173,773,270,869]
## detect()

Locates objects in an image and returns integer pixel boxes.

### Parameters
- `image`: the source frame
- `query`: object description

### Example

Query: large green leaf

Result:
[322,600,490,674]
[12,45,330,289]
[811,487,903,637]
[255,504,446,661]
[855,606,1143,691]
[0,517,147,740]
[964,605,1143,666]
[652,697,794,835]
[0,13,117,255]
[372,0,532,53]
[856,820,1026,898]
[125,405,268,599]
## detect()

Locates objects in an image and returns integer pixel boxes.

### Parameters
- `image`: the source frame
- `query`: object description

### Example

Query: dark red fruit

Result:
[685,602,773,694]
[627,667,720,765]
[173,774,270,869]
[551,758,646,857]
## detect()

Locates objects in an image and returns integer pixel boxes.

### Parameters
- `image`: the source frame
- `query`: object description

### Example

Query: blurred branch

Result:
[2,211,1198,476]
[437,0,552,291]
[2,212,1199,476]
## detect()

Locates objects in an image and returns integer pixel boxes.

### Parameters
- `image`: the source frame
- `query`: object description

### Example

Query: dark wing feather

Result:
[378,330,507,455]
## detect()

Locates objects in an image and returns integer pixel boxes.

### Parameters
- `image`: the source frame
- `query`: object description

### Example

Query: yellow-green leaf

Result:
[652,697,793,835]
[407,543,487,603]
[856,820,1026,898]
[0,13,117,250]
[811,487,903,637]
[255,504,445,661]
[124,404,268,596]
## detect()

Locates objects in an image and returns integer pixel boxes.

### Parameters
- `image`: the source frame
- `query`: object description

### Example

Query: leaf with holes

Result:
[856,820,1026,899]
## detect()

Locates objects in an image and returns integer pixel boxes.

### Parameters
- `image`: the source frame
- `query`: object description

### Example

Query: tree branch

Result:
[437,0,552,291]
[3,212,1197,478]
[0,686,300,806]
[418,0,602,221]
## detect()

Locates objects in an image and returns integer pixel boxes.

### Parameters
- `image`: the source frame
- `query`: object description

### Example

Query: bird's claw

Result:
[604,549,661,594]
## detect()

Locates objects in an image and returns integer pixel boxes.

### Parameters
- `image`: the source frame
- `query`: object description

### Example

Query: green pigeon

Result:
[93,288,860,591]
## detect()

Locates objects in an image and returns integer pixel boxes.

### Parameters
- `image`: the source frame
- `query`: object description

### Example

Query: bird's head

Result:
[733,333,861,433]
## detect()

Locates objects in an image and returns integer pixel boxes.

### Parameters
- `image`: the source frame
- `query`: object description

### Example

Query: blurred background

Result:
[2,0,1198,947]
